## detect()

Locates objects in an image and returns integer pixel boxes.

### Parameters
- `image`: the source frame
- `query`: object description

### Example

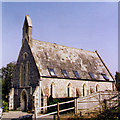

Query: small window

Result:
[48,68,56,76]
[62,70,69,78]
[101,73,109,81]
[89,72,95,79]
[73,71,80,78]
[23,52,28,60]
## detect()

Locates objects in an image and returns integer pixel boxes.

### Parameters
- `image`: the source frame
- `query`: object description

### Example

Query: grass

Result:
[65,108,120,120]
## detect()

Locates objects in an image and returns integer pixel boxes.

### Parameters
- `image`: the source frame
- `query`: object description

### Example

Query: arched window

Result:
[50,82,54,98]
[68,83,71,97]
[83,84,86,96]
[25,61,29,86]
[41,89,44,113]
[23,52,28,60]
[20,63,24,87]
[96,84,99,92]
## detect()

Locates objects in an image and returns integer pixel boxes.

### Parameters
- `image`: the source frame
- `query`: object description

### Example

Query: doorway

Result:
[20,90,28,112]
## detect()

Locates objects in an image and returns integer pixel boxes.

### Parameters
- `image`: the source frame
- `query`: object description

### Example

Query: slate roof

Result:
[30,39,114,81]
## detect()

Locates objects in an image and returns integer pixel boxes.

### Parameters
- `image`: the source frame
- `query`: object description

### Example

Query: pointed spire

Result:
[25,15,32,27]
[22,15,32,46]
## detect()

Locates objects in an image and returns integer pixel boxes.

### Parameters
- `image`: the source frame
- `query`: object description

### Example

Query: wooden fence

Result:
[34,91,118,119]
[35,99,76,119]
[77,91,118,115]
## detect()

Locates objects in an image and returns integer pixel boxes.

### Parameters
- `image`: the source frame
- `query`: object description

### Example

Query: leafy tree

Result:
[115,72,120,91]
[1,62,16,102]
[115,72,120,81]
[0,76,2,107]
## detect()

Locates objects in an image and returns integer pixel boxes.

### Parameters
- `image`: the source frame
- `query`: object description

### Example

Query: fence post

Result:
[104,99,107,111]
[74,98,77,114]
[99,91,101,112]
[34,108,37,120]
[57,102,60,120]
[53,115,57,120]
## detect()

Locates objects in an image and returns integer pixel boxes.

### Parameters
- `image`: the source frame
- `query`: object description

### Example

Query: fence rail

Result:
[78,91,118,101]
[59,107,75,113]
[36,103,57,110]
[37,111,57,118]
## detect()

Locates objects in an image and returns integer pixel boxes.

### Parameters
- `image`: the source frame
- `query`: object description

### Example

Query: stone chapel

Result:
[9,15,115,112]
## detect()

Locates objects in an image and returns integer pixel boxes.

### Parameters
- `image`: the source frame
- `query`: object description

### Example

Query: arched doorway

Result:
[20,89,28,112]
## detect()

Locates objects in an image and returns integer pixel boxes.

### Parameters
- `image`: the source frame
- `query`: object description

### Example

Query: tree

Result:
[115,72,120,91]
[0,72,2,107]
[1,62,16,102]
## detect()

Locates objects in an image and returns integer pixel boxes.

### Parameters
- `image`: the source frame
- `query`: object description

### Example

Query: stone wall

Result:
[12,39,40,110]
[41,77,114,98]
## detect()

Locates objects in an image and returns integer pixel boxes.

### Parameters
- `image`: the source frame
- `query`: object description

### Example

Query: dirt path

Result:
[2,111,33,120]
[2,111,55,120]
[2,111,72,120]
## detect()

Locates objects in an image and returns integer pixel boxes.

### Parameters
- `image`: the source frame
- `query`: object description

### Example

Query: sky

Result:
[2,2,118,76]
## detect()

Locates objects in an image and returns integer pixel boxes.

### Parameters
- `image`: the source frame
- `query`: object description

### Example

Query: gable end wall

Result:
[12,39,40,110]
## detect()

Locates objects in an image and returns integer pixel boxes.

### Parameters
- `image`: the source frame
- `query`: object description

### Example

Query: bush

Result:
[2,100,8,112]
[95,109,119,120]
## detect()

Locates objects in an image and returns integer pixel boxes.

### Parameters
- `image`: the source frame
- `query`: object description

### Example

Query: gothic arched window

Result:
[25,61,29,86]
[83,84,86,96]
[20,63,24,87]
[96,84,99,92]
[50,82,55,98]
[23,52,28,60]
[68,83,71,97]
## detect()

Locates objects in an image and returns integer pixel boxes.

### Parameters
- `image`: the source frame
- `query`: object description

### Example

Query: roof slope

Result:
[30,39,114,81]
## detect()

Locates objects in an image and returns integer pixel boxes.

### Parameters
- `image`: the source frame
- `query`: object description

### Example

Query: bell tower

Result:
[22,15,32,46]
